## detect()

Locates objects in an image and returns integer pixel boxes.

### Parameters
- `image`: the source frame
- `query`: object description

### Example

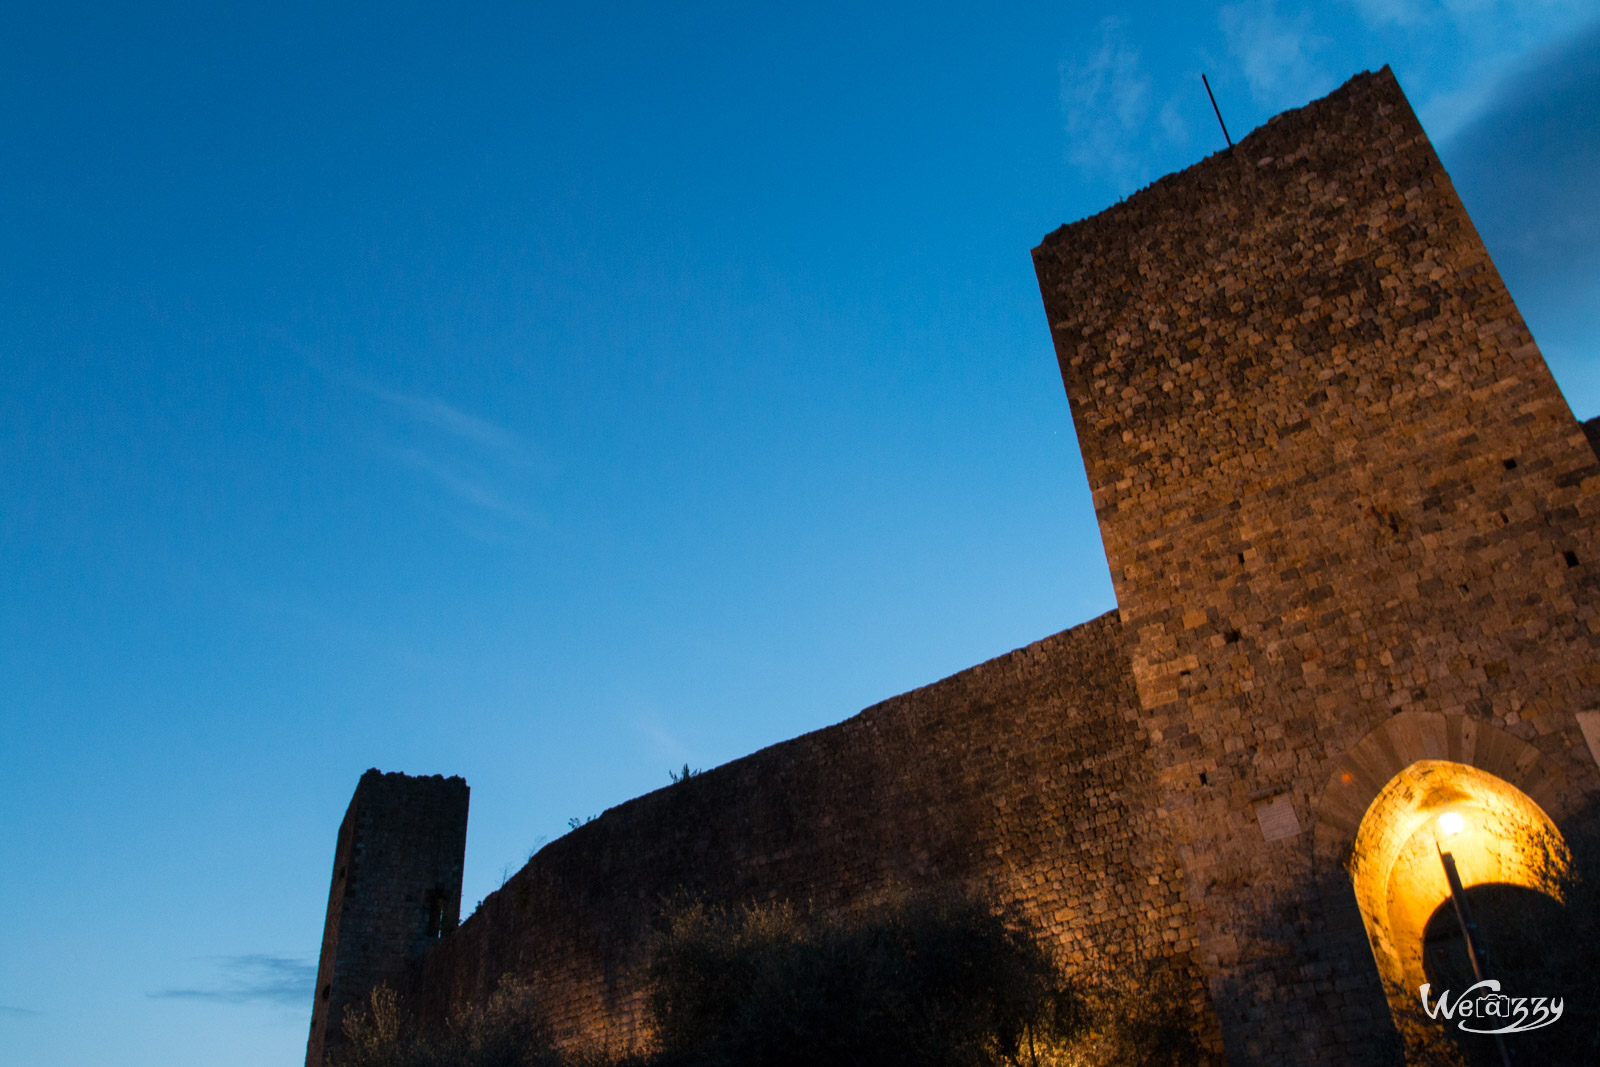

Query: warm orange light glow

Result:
[1347,760,1567,1021]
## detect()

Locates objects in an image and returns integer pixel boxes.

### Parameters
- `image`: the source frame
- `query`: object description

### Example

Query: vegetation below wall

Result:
[332,892,1205,1067]
[404,615,1210,1054]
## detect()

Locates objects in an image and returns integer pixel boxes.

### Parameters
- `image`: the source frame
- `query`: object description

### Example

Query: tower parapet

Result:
[305,770,469,1067]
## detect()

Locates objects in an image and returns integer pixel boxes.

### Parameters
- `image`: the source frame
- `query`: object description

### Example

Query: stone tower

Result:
[1033,67,1600,1063]
[305,770,469,1067]
[301,67,1600,1066]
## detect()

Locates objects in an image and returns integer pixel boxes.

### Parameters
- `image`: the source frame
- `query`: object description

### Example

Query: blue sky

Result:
[2,2,1596,1064]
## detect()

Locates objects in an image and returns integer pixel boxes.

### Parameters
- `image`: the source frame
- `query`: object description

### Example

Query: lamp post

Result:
[1435,811,1513,1066]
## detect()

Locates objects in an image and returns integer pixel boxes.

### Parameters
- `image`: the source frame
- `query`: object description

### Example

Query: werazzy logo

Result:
[1419,980,1563,1035]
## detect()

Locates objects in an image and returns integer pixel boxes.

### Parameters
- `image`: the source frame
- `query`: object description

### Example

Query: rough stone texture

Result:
[408,612,1217,1057]
[308,67,1600,1067]
[306,770,469,1067]
[1033,66,1600,1063]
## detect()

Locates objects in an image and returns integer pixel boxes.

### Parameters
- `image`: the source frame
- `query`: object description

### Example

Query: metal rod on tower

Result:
[1202,74,1233,148]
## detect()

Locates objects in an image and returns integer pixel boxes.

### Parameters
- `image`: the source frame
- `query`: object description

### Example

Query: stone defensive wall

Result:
[409,611,1211,1054]
[314,66,1600,1067]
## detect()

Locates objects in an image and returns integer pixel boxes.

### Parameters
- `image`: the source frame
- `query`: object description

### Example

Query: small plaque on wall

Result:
[1254,793,1301,843]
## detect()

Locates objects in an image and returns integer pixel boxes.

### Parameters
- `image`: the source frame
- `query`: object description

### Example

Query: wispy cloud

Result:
[291,349,555,536]
[635,713,691,766]
[1438,0,1588,23]
[1219,0,1329,104]
[0,1004,42,1018]
[1442,19,1600,271]
[150,955,316,1007]
[1337,0,1597,139]
[1059,19,1204,191]
[380,444,538,525]
[1345,0,1430,27]
[1059,18,1157,184]
[368,387,530,461]
[1157,98,1189,146]
[323,372,555,537]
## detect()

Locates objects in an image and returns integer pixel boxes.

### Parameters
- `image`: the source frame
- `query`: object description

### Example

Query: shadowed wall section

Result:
[409,612,1215,1056]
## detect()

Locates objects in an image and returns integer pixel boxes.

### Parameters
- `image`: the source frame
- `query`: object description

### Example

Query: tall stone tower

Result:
[1034,67,1600,1063]
[305,770,469,1067]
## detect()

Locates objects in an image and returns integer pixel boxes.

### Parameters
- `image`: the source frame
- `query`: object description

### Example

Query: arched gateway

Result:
[1315,712,1573,1026]
[312,68,1600,1067]
[1036,64,1600,1063]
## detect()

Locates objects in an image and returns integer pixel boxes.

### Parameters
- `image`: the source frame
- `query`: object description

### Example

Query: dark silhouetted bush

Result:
[332,893,1211,1067]
[1063,960,1208,1067]
[643,891,1088,1067]
[333,978,566,1067]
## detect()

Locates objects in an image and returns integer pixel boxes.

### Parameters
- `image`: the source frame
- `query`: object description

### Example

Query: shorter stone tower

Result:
[305,770,469,1067]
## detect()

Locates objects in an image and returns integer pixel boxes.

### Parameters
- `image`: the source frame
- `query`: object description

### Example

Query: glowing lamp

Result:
[1438,811,1464,838]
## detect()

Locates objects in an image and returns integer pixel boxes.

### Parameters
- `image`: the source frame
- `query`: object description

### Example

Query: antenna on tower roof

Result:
[1201,74,1234,150]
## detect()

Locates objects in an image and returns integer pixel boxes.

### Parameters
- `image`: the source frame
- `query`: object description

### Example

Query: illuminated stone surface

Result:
[309,68,1600,1067]
[1034,65,1600,1063]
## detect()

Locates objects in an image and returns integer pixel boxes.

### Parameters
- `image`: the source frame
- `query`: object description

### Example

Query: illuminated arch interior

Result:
[1347,759,1566,1004]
